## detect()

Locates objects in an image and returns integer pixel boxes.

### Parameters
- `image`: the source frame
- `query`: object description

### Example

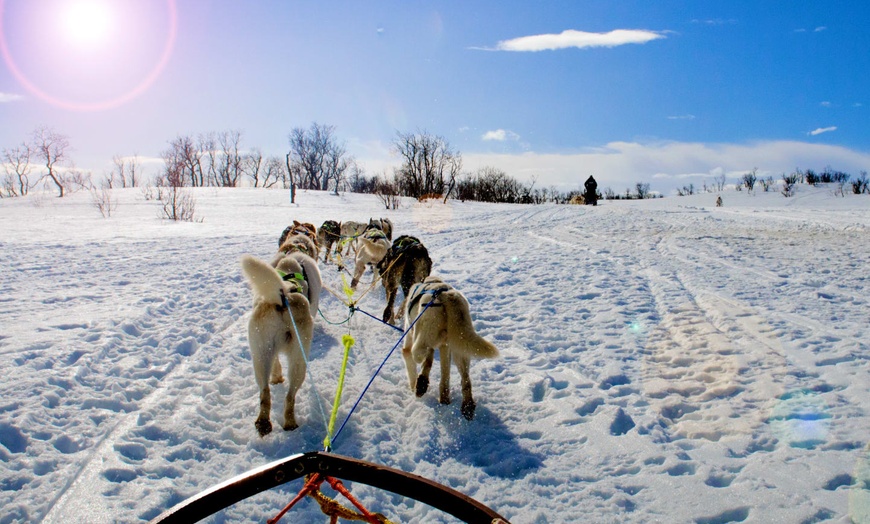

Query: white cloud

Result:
[0,92,23,103]
[460,140,870,194]
[820,101,832,107]
[667,114,695,120]
[808,126,837,136]
[487,29,665,52]
[814,26,827,32]
[482,129,520,141]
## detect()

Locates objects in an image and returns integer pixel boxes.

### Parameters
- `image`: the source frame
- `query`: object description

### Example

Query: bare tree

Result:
[2,142,33,197]
[162,135,206,187]
[393,130,462,199]
[635,182,651,199]
[742,167,758,193]
[713,171,727,191]
[31,127,71,197]
[214,130,244,187]
[242,147,265,187]
[287,122,352,192]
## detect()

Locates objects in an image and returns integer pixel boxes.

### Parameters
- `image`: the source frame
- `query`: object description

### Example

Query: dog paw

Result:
[282,420,299,432]
[255,418,273,437]
[270,376,285,385]
[461,399,476,420]
[415,376,429,397]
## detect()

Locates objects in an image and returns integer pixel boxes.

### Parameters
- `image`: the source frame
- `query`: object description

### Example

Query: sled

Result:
[149,450,509,523]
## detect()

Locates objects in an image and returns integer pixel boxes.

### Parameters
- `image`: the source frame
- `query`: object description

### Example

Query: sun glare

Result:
[59,0,114,48]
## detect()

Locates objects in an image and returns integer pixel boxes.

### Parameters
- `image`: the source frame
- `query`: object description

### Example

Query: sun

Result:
[58,0,115,48]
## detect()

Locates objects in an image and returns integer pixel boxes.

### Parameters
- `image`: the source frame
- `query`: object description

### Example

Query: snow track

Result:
[1,188,868,523]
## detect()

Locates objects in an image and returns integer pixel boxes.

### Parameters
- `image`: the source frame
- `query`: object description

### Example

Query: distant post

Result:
[285,153,296,204]
[584,175,598,206]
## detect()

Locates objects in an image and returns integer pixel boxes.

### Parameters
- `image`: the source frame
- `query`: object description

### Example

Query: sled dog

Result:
[279,221,319,258]
[368,217,393,241]
[337,220,367,257]
[377,235,432,324]
[277,228,318,261]
[270,248,322,320]
[240,255,314,436]
[350,226,390,288]
[317,220,341,263]
[402,276,499,420]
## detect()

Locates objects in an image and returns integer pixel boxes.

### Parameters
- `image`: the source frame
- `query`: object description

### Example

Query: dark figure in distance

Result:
[584,176,598,206]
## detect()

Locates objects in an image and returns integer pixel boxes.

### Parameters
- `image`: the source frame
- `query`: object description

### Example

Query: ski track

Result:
[1,196,868,523]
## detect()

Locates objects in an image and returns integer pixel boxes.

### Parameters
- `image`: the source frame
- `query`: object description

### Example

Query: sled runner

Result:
[149,451,509,523]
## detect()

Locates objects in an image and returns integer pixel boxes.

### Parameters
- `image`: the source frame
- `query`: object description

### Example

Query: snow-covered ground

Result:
[1,185,868,523]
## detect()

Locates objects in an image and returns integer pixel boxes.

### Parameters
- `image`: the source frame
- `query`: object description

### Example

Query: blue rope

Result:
[331,297,438,448]
[283,293,331,436]
[351,306,404,333]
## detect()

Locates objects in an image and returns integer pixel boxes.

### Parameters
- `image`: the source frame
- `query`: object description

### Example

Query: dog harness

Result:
[406,284,445,313]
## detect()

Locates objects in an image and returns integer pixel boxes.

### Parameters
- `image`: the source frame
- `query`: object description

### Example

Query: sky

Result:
[1,0,869,195]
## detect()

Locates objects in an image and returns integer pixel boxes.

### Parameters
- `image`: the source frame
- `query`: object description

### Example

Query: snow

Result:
[1,185,869,523]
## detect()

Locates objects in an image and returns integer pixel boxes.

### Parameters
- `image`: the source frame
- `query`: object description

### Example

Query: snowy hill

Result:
[1,186,868,523]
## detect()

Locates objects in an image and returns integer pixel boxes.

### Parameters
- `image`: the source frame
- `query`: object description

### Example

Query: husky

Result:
[338,221,367,257]
[350,226,390,288]
[240,255,314,436]
[377,235,432,324]
[402,276,499,420]
[368,217,393,241]
[279,221,319,258]
[270,249,322,320]
[317,220,341,264]
[276,229,318,261]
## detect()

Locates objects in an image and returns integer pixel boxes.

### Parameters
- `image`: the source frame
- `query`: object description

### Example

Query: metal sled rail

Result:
[150,451,509,523]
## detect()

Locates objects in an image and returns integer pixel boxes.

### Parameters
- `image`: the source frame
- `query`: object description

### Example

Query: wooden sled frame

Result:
[150,451,509,523]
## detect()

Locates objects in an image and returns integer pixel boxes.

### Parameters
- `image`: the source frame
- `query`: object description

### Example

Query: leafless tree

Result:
[393,130,462,199]
[287,122,352,192]
[242,147,265,187]
[1,142,33,197]
[31,127,71,197]
[635,182,651,199]
[214,130,244,187]
[742,167,758,193]
[713,171,727,191]
[109,154,142,188]
[162,135,206,187]
[255,155,286,188]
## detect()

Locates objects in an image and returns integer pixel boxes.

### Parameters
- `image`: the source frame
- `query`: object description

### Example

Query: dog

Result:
[270,245,322,320]
[276,229,318,261]
[402,276,499,420]
[338,221,367,257]
[279,221,319,258]
[317,220,341,264]
[240,255,314,436]
[377,235,432,324]
[350,225,391,288]
[368,217,393,241]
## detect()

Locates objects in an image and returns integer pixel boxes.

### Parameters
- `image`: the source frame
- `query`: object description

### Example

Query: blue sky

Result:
[1,0,868,195]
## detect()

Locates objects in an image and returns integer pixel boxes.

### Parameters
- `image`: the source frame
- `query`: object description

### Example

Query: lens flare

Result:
[0,0,177,111]
[768,390,830,448]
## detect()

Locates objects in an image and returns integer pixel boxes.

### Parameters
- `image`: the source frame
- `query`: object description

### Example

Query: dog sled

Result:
[149,450,509,523]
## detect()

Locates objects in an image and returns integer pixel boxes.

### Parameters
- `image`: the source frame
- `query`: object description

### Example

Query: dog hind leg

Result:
[455,354,476,420]
[438,347,452,405]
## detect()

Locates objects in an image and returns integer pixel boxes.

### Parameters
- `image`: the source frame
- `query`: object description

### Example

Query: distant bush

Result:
[781,173,798,197]
[852,171,869,195]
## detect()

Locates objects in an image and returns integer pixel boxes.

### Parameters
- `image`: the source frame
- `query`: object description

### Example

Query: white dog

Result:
[241,255,314,436]
[270,249,322,321]
[350,226,390,288]
[338,220,367,257]
[402,276,499,420]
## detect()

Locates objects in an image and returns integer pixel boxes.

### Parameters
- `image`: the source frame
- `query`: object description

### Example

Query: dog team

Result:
[240,217,499,436]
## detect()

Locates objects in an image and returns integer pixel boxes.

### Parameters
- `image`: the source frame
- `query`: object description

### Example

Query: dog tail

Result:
[441,290,499,359]
[241,255,284,306]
